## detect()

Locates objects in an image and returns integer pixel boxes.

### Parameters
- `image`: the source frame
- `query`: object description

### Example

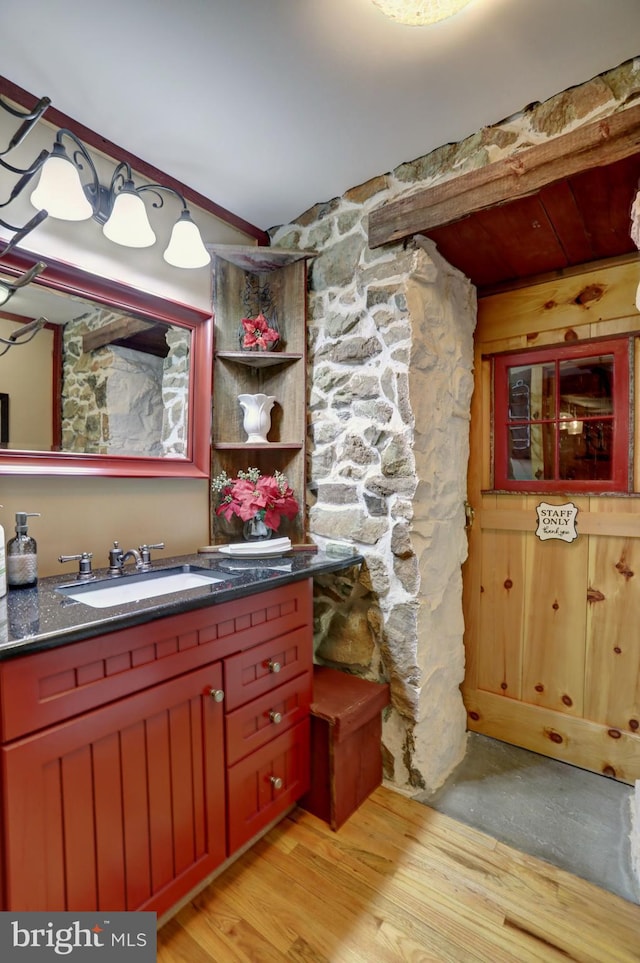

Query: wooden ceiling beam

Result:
[368,102,640,249]
[83,317,157,353]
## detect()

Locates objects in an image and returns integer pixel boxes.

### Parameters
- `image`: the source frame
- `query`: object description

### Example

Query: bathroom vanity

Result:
[0,550,360,918]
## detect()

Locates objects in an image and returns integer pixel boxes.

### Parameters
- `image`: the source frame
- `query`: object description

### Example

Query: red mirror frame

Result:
[0,248,212,477]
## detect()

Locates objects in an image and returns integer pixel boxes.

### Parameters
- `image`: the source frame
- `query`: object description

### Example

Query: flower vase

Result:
[243,516,273,541]
[238,393,276,443]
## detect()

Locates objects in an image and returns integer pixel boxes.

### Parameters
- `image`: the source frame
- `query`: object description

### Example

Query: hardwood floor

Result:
[157,786,640,962]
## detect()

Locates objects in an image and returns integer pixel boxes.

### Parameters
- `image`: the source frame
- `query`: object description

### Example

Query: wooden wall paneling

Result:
[427,218,509,289]
[521,495,590,717]
[585,499,640,731]
[473,195,570,279]
[465,688,640,784]
[461,346,490,695]
[635,337,640,491]
[569,158,640,259]
[476,260,640,343]
[477,515,526,700]
[537,180,598,266]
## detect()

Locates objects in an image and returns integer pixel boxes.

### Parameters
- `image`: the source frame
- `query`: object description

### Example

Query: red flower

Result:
[213,469,298,532]
[241,313,279,350]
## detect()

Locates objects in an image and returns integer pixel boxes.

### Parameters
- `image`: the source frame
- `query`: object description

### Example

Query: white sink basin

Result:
[57,566,225,609]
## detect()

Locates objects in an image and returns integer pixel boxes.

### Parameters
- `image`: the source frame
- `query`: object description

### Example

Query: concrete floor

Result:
[413,733,639,905]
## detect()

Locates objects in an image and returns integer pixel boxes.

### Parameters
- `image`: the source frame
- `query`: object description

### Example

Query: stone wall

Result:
[270,56,640,795]
[61,309,189,457]
[161,327,190,457]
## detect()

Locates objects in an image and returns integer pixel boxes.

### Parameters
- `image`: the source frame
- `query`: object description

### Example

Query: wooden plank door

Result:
[462,260,640,784]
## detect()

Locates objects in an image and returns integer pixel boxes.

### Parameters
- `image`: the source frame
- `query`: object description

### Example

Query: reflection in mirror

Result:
[2,284,190,457]
[0,250,212,477]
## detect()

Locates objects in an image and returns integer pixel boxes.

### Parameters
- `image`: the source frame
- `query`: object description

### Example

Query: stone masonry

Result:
[270,57,640,795]
[61,308,189,458]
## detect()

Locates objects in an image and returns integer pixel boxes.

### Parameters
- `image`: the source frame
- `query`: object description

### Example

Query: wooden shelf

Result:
[213,442,304,451]
[216,351,303,369]
[208,245,314,273]
[210,245,314,546]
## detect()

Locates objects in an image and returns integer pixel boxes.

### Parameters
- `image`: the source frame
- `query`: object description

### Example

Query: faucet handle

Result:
[59,552,95,581]
[139,542,165,565]
[108,541,124,575]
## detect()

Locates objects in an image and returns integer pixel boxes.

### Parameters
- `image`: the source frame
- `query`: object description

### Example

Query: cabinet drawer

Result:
[225,671,311,766]
[224,627,312,712]
[227,718,309,854]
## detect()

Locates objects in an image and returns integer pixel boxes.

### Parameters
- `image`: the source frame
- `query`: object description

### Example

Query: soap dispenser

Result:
[7,512,41,589]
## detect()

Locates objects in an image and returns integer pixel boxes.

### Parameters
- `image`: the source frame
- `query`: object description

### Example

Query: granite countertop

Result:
[0,549,363,659]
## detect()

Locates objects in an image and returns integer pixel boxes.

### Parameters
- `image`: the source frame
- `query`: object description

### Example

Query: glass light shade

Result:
[103,190,156,248]
[371,0,473,25]
[30,154,93,220]
[163,212,211,269]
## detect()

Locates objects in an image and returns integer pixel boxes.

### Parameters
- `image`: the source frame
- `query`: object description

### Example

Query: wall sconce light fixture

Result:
[30,129,211,269]
[371,0,473,25]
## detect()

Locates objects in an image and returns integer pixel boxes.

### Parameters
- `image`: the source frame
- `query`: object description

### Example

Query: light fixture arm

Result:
[0,150,50,208]
[51,128,101,210]
[0,95,51,156]
[0,210,48,258]
[136,182,189,213]
[0,315,49,357]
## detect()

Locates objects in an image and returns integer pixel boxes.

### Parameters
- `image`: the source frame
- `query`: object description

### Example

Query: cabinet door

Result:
[227,718,310,853]
[1,663,225,915]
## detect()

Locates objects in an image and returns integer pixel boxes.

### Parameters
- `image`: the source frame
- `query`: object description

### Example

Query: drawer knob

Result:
[269,710,283,724]
[267,660,281,674]
[270,775,283,790]
[209,688,225,703]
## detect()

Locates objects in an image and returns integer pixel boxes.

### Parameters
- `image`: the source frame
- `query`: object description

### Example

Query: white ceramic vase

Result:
[238,393,276,443]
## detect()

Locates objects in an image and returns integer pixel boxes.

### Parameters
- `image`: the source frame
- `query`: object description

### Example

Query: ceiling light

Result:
[371,0,473,25]
[29,129,210,269]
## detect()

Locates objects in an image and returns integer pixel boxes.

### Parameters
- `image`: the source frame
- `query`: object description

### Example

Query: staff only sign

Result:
[535,502,579,543]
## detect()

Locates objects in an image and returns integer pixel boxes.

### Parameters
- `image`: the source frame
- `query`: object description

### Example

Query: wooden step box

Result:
[301,665,390,830]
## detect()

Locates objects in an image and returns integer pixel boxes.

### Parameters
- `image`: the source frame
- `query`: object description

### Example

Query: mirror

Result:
[0,248,212,477]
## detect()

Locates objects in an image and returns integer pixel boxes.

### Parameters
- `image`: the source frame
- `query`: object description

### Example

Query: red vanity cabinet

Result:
[0,579,313,916]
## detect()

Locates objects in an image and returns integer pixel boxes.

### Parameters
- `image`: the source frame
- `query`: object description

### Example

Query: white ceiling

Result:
[2,0,640,232]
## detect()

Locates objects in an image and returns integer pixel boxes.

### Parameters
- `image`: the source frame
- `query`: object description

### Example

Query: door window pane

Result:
[494,339,629,493]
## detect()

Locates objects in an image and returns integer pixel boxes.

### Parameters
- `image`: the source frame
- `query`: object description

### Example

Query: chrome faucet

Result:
[121,548,143,571]
[108,540,165,575]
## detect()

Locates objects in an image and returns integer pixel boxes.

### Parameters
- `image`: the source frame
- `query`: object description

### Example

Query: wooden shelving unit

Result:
[209,245,315,546]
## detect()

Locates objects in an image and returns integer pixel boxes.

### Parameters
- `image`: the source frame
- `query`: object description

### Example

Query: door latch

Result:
[464,501,475,530]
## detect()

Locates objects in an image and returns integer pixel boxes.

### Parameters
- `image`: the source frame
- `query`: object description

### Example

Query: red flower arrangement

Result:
[240,312,279,351]
[211,468,299,532]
